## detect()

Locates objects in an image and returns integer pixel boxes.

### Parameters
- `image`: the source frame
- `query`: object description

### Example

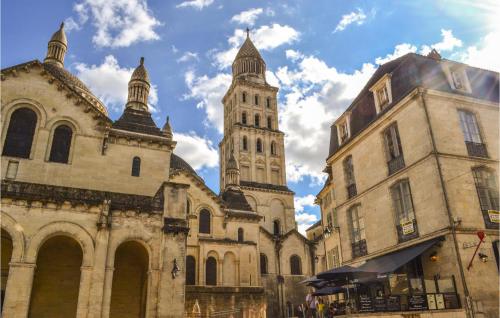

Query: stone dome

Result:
[131,57,150,83]
[49,23,67,46]
[170,153,197,176]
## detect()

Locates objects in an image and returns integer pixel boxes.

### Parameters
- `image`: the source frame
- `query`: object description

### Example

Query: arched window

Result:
[242,92,247,103]
[131,156,141,177]
[267,116,272,129]
[186,199,191,214]
[290,255,302,275]
[238,228,244,242]
[49,125,73,163]
[256,139,263,153]
[260,253,268,274]
[254,114,260,127]
[271,141,277,155]
[199,209,211,234]
[242,136,248,151]
[273,219,280,236]
[254,95,259,105]
[186,255,196,285]
[2,108,37,158]
[206,256,217,286]
[242,112,247,124]
[266,97,271,108]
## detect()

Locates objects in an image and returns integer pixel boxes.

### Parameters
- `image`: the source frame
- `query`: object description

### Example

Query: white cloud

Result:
[176,0,214,10]
[420,29,462,55]
[231,8,263,26]
[213,24,300,68]
[460,31,499,72]
[63,17,81,32]
[182,70,232,133]
[295,210,318,235]
[294,194,316,213]
[75,55,159,112]
[333,9,367,33]
[177,51,199,63]
[69,0,162,48]
[173,132,219,170]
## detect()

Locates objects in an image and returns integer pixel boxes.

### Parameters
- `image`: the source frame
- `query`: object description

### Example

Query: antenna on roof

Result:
[246,27,250,38]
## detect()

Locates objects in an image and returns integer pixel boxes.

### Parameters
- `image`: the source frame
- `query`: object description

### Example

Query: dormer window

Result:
[370,73,392,114]
[335,114,351,145]
[451,70,464,90]
[443,63,472,93]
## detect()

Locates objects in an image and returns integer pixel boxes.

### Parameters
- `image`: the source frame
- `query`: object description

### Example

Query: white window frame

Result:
[335,112,351,145]
[442,62,472,93]
[369,73,393,113]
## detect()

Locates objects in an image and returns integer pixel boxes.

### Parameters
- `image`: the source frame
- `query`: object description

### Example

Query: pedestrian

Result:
[317,298,325,318]
[305,291,317,318]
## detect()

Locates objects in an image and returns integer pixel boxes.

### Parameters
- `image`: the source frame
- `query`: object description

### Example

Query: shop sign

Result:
[358,295,375,312]
[401,220,415,235]
[427,294,437,310]
[408,295,428,311]
[488,210,499,223]
[374,297,386,312]
[435,294,445,310]
[387,296,401,312]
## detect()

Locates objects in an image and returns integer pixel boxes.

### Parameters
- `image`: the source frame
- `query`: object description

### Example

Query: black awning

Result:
[359,237,441,274]
[316,265,377,282]
[312,286,346,296]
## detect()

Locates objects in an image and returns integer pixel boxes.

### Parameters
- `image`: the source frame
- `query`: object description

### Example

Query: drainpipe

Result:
[419,89,474,318]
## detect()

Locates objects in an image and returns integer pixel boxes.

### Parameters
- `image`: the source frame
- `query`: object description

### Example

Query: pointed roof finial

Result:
[140,57,145,65]
[60,22,65,30]
[246,27,250,38]
[162,115,173,137]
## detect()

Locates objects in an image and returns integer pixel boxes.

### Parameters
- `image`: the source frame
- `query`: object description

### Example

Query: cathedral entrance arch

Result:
[109,241,149,318]
[29,235,83,318]
[1,229,13,311]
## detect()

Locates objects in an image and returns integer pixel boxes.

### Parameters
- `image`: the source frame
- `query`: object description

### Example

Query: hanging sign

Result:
[488,210,499,223]
[401,220,415,235]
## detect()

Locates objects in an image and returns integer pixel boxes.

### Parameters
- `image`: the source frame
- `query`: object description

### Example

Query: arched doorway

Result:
[186,255,196,285]
[29,235,83,318]
[1,229,13,311]
[110,241,149,318]
[205,257,217,286]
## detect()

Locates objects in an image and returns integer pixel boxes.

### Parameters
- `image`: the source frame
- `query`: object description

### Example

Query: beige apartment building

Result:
[315,50,499,318]
[0,24,315,318]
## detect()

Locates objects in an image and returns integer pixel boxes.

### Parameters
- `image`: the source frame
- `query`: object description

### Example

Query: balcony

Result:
[387,156,405,175]
[465,141,488,158]
[347,184,357,199]
[351,239,367,258]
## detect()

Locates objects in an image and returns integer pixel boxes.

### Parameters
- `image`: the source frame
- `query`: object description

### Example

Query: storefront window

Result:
[437,278,455,293]
[389,274,409,294]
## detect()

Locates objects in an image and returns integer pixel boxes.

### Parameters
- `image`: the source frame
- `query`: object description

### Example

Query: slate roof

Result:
[112,108,164,136]
[221,188,254,212]
[240,181,294,194]
[170,153,198,176]
[234,37,263,61]
[328,53,500,157]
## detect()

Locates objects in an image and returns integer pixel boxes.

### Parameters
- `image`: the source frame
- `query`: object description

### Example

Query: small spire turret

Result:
[225,150,240,189]
[44,22,67,68]
[126,57,151,112]
[162,116,173,138]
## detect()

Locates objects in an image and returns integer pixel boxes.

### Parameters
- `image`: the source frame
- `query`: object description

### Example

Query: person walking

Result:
[317,298,325,318]
[305,291,317,318]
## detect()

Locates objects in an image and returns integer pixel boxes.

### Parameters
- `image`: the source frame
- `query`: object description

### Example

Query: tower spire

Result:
[44,22,67,68]
[125,57,151,112]
[246,27,250,38]
[231,29,266,84]
[225,149,240,189]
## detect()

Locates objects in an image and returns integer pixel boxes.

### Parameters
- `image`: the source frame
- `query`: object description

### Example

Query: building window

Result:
[266,97,271,108]
[48,125,73,164]
[349,205,367,258]
[260,253,268,274]
[472,167,499,229]
[383,124,405,175]
[254,114,260,127]
[2,108,37,159]
[290,255,302,275]
[186,256,196,285]
[254,94,259,105]
[458,110,488,158]
[338,120,349,144]
[267,116,272,129]
[205,257,217,286]
[270,141,277,155]
[242,136,248,151]
[273,220,280,236]
[256,138,263,153]
[238,228,244,242]
[242,92,247,103]
[327,247,340,269]
[391,179,418,242]
[451,69,466,90]
[131,156,141,177]
[343,155,357,198]
[377,86,389,109]
[199,209,211,234]
[242,112,247,125]
[186,199,191,214]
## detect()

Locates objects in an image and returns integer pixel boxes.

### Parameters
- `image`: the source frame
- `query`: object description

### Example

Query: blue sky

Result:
[2,0,498,233]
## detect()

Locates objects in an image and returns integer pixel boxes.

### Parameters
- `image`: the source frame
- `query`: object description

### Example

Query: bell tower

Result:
[219,30,287,191]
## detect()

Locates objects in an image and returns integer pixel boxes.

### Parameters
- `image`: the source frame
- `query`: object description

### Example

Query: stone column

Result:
[76,265,94,318]
[218,257,223,286]
[2,262,36,318]
[87,228,111,318]
[100,267,114,318]
[235,260,240,286]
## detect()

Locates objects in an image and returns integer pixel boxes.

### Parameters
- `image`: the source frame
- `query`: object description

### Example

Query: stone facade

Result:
[1,24,315,318]
[315,51,499,318]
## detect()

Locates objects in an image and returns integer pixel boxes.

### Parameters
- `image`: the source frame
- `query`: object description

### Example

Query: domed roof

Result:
[234,36,263,61]
[42,62,108,116]
[170,153,197,176]
[50,23,67,46]
[131,57,150,83]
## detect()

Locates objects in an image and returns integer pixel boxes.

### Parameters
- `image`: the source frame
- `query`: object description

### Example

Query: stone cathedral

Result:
[0,24,315,318]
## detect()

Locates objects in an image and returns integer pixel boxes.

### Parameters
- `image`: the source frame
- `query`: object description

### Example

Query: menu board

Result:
[358,296,375,312]
[443,294,460,309]
[408,295,428,311]
[374,297,387,312]
[427,294,437,310]
[435,294,445,310]
[386,296,401,312]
